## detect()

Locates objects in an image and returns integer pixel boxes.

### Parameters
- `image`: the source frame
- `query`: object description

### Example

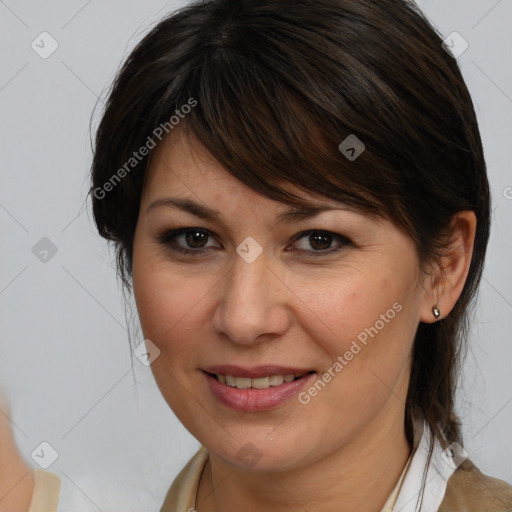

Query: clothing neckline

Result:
[159,416,461,512]
[164,446,414,512]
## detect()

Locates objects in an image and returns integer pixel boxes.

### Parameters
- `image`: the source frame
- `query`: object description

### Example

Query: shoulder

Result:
[28,469,61,512]
[159,446,208,512]
[439,458,512,512]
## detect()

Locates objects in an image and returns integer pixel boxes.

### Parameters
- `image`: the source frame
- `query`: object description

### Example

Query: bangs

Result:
[93,0,476,263]
[154,25,400,221]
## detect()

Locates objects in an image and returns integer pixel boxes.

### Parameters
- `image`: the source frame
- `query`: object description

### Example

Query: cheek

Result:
[132,255,217,362]
[131,259,214,421]
[299,270,415,351]
[295,269,420,398]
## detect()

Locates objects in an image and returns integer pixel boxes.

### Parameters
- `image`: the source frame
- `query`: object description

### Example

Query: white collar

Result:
[392,418,467,512]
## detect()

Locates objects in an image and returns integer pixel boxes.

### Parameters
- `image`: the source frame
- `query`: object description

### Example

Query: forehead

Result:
[146,129,254,198]
[142,129,353,214]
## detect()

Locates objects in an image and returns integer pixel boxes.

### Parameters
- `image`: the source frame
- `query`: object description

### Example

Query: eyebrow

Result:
[146,197,349,222]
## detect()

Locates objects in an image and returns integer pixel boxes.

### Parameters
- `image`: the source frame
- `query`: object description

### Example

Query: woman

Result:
[19,0,512,510]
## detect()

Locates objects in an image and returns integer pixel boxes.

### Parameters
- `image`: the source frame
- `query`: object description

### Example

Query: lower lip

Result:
[203,371,316,412]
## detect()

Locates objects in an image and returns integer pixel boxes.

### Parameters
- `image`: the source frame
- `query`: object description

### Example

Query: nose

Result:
[211,250,292,346]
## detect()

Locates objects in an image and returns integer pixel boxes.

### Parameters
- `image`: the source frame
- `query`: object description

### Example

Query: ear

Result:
[419,211,477,323]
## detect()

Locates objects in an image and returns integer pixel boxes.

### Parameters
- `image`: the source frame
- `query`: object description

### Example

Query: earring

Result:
[432,306,441,320]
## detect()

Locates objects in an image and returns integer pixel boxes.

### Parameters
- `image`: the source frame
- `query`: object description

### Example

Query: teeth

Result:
[269,375,284,386]
[252,376,270,389]
[217,373,308,389]
[235,377,251,389]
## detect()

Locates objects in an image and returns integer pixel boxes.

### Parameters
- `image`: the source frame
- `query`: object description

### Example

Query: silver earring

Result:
[432,306,441,320]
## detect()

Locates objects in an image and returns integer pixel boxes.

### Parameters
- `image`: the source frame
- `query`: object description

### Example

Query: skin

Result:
[132,130,476,512]
[0,396,35,512]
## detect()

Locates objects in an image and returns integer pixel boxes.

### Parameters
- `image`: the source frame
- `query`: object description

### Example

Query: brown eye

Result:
[308,232,334,250]
[290,230,350,256]
[184,230,209,248]
[158,228,220,254]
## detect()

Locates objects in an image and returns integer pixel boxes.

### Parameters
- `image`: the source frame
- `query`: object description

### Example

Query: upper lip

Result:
[202,365,314,379]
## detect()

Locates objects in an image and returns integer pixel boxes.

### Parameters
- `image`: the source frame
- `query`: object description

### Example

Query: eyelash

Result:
[156,227,351,258]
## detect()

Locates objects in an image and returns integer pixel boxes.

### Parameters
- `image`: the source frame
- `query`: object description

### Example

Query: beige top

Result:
[159,446,413,512]
[27,469,61,512]
[22,454,407,512]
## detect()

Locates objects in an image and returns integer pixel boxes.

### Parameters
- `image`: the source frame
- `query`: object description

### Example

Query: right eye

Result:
[157,228,221,255]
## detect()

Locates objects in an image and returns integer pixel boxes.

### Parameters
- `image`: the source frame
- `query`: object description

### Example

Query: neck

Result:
[196,405,412,512]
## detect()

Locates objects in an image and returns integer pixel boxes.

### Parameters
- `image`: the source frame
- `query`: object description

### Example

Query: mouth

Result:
[201,365,317,412]
[205,371,315,389]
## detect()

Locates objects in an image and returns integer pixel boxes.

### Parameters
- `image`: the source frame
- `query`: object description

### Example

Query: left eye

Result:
[289,230,349,255]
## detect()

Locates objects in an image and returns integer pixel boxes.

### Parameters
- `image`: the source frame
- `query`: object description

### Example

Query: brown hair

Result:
[90,0,490,447]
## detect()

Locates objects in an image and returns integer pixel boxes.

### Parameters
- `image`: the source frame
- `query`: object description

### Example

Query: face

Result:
[132,131,429,472]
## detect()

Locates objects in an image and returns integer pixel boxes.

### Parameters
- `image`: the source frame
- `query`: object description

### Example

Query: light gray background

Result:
[1,0,511,510]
